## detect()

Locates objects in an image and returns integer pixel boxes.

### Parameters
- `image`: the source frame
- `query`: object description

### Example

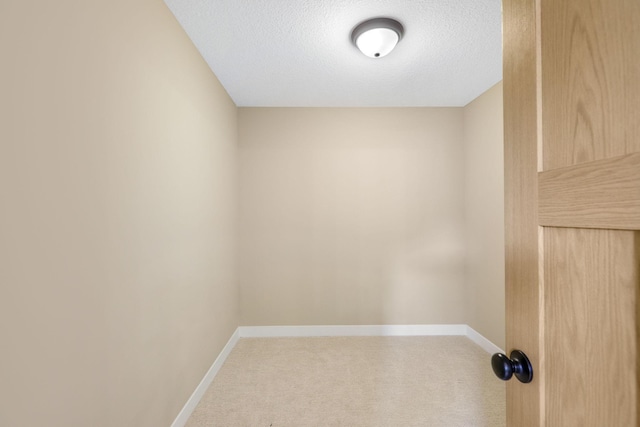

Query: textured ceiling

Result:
[163,0,502,107]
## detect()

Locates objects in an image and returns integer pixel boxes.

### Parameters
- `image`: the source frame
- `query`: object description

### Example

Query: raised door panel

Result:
[544,228,638,426]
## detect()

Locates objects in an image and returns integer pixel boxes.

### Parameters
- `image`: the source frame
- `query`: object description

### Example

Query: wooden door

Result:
[503,0,640,425]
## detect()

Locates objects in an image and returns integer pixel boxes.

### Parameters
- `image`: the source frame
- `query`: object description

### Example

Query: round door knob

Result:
[491,350,533,383]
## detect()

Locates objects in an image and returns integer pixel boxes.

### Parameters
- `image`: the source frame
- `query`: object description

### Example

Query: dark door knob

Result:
[491,350,533,383]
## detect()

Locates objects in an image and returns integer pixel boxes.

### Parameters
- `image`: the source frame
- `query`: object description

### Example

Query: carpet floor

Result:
[185,336,505,427]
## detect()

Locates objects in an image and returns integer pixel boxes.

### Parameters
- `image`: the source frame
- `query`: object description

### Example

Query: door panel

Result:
[544,228,638,425]
[541,0,640,168]
[539,0,640,424]
[504,0,640,425]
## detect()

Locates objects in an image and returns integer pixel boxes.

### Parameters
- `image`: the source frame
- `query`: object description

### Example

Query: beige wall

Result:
[463,82,505,349]
[0,0,505,421]
[238,108,468,326]
[0,1,238,426]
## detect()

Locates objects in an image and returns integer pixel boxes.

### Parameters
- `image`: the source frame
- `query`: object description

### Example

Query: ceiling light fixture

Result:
[351,18,404,58]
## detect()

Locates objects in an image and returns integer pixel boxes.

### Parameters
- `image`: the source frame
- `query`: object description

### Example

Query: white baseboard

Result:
[238,324,468,338]
[172,324,501,426]
[171,328,240,427]
[239,324,502,354]
[465,325,504,354]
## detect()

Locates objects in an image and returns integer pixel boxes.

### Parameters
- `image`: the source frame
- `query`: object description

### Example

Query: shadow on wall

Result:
[386,220,467,324]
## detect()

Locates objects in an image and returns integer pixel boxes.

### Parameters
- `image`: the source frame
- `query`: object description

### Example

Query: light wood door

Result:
[503,0,640,425]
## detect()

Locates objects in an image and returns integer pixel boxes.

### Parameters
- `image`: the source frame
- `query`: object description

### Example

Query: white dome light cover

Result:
[351,18,404,58]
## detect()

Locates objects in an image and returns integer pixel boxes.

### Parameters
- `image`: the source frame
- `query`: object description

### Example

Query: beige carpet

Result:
[185,336,505,427]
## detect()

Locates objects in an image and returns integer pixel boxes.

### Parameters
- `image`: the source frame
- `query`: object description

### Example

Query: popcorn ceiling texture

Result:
[163,0,502,107]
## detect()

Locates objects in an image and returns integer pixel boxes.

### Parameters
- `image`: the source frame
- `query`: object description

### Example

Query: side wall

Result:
[0,1,238,426]
[463,82,505,349]
[238,108,467,326]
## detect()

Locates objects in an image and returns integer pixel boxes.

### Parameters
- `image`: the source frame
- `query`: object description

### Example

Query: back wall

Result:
[238,108,468,326]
